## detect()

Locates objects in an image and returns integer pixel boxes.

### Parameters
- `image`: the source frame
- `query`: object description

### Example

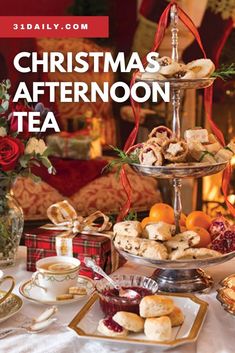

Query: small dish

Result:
[19,276,94,305]
[69,292,208,351]
[0,290,23,323]
[95,274,158,315]
[217,274,235,315]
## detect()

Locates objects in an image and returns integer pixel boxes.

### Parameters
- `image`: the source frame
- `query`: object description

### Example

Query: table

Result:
[1,246,235,353]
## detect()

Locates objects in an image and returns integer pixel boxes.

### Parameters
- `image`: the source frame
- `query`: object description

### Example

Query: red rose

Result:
[0,137,24,171]
[10,103,33,139]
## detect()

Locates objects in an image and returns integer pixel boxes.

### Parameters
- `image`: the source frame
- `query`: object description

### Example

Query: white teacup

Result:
[0,270,15,304]
[31,256,80,300]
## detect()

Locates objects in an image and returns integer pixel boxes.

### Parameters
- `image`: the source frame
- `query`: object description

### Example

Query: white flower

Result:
[25,137,47,155]
[0,127,7,137]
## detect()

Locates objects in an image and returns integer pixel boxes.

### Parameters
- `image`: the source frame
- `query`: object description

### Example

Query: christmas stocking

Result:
[182,1,234,66]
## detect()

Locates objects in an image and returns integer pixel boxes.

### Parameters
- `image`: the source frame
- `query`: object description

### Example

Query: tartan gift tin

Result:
[25,228,122,278]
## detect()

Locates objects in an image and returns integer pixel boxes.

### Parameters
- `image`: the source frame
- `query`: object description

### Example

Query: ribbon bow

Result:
[42,201,119,272]
[43,200,112,234]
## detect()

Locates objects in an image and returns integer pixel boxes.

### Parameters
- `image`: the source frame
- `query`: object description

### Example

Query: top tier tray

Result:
[138,77,216,90]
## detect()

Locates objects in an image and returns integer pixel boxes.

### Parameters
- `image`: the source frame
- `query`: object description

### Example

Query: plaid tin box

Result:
[25,228,122,277]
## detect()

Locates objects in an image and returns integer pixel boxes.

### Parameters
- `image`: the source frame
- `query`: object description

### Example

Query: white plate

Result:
[69,293,208,350]
[19,276,94,305]
[0,290,23,323]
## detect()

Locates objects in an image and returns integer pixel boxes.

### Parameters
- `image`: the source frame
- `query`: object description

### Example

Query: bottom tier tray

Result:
[118,249,235,293]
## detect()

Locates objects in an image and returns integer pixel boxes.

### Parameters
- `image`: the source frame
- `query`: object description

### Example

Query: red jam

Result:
[103,317,123,333]
[99,286,152,316]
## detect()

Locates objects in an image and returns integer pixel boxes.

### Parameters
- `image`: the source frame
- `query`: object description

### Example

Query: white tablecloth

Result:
[1,246,235,353]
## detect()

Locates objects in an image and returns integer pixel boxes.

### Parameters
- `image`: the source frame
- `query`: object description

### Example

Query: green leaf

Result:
[212,63,235,80]
[40,156,52,169]
[19,154,31,168]
[124,210,138,221]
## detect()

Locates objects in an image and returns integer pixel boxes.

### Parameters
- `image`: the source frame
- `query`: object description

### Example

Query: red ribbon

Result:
[119,0,234,219]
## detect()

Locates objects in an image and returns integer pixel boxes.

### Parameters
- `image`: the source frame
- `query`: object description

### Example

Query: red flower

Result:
[0,137,24,171]
[9,103,33,139]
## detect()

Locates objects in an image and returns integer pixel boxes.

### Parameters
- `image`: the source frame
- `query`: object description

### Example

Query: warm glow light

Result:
[228,194,235,205]
[231,156,235,167]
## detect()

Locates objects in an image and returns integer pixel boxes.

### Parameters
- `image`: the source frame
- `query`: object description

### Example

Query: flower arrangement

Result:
[0,79,54,185]
[0,79,54,266]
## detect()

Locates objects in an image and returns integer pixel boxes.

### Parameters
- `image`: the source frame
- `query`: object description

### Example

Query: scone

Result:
[97,318,128,337]
[170,247,221,260]
[113,221,142,238]
[168,306,184,327]
[140,295,174,318]
[144,222,173,241]
[114,234,168,260]
[166,231,200,252]
[144,316,172,341]
[113,312,144,332]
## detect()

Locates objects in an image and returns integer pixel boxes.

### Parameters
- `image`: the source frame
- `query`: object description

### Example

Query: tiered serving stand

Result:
[116,4,234,293]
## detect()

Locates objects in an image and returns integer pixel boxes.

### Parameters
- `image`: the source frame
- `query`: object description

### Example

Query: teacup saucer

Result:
[0,290,23,322]
[19,276,94,305]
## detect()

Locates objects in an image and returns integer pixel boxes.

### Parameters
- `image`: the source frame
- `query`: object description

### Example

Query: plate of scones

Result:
[69,292,208,350]
[113,211,235,269]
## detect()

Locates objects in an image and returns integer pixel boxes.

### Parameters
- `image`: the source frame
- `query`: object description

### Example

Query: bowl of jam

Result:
[96,274,158,316]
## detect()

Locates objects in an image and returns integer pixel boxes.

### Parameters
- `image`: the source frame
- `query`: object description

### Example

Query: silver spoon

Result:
[0,318,57,339]
[84,257,140,299]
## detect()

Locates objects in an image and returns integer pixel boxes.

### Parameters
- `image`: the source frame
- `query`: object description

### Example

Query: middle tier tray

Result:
[131,161,227,179]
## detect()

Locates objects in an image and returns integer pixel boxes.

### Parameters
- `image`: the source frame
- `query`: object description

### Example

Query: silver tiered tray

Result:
[117,4,232,294]
[139,77,216,90]
[118,249,235,293]
[131,161,227,179]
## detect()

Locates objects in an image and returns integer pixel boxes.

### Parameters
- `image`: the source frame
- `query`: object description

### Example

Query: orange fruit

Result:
[186,211,212,230]
[149,203,175,225]
[180,213,187,226]
[191,227,211,248]
[141,217,158,229]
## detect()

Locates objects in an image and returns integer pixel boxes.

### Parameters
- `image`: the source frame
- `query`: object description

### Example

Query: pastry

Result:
[114,234,168,260]
[146,137,164,148]
[214,142,235,162]
[166,231,200,252]
[113,312,144,332]
[188,141,216,163]
[148,126,172,145]
[184,128,209,144]
[68,287,87,295]
[141,71,166,81]
[159,60,182,77]
[144,316,172,341]
[172,68,196,80]
[186,59,215,78]
[162,139,188,163]
[139,144,163,166]
[204,142,222,154]
[140,295,174,318]
[169,247,221,260]
[144,221,173,241]
[56,294,74,300]
[97,318,128,337]
[113,221,142,238]
[168,306,184,327]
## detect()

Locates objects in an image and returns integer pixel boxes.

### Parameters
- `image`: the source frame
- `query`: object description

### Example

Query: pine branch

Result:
[212,63,235,80]
[102,146,140,177]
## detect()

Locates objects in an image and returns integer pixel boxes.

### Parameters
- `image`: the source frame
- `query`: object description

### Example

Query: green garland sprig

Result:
[103,146,140,177]
[212,63,235,80]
